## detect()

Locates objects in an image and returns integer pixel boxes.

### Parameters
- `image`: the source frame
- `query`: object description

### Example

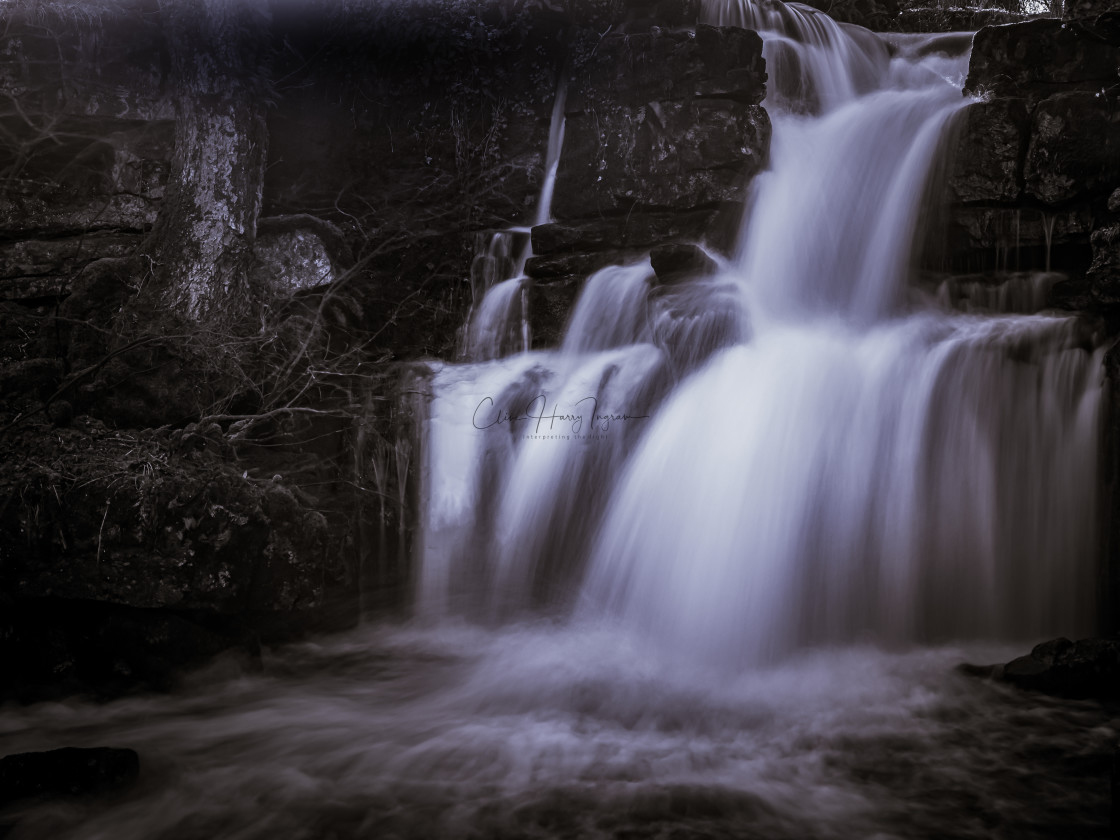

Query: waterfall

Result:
[416,1,1105,667]
[460,79,568,362]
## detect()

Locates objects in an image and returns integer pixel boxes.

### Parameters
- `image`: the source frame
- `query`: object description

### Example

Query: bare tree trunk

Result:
[146,0,271,325]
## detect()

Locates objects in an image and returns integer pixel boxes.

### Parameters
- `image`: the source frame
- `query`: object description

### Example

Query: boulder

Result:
[1004,637,1120,698]
[962,637,1120,699]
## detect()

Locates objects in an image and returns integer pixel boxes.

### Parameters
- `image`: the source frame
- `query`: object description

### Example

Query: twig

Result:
[96,499,109,564]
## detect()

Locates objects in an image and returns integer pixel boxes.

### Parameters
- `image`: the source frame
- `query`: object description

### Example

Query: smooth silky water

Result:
[2,3,1113,838]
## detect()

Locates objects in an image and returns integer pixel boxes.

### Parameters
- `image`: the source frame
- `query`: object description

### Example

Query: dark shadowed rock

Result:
[963,637,1120,699]
[948,18,1120,280]
[965,18,1120,104]
[1024,91,1120,205]
[950,98,1028,204]
[526,251,645,280]
[0,595,263,701]
[650,243,718,283]
[620,0,700,30]
[892,7,1024,32]
[531,211,715,257]
[529,278,582,349]
[0,414,335,628]
[0,747,139,806]
[946,205,1094,265]
[553,26,769,222]
[1089,221,1120,302]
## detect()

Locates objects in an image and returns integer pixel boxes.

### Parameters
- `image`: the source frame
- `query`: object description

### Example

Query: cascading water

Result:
[5,6,1114,840]
[419,0,1105,668]
[460,79,568,361]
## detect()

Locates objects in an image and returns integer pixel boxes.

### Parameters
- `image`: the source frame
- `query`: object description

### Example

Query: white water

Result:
[1,5,1110,839]
[2,628,1113,839]
[420,2,1105,666]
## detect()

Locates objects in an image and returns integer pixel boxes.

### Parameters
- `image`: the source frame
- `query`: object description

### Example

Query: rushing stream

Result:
[2,2,1112,837]
[0,628,1114,839]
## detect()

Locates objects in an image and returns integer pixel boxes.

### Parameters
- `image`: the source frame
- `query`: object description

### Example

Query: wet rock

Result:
[821,0,902,29]
[946,205,1094,269]
[965,18,1120,105]
[950,98,1028,204]
[1024,91,1120,205]
[553,26,769,222]
[892,7,1024,33]
[0,747,139,806]
[531,211,714,257]
[650,243,718,283]
[525,251,644,280]
[948,17,1120,281]
[529,278,582,349]
[1088,221,1120,302]
[972,637,1120,699]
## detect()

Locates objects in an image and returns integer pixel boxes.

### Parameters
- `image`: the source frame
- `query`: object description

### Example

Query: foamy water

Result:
[0,627,1113,839]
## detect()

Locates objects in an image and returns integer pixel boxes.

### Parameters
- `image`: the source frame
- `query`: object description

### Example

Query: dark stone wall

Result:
[0,0,771,699]
[528,24,770,340]
[946,14,1120,306]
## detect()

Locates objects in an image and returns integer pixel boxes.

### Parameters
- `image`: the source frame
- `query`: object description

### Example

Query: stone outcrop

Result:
[0,0,769,700]
[961,637,1120,699]
[947,15,1120,306]
[526,24,770,339]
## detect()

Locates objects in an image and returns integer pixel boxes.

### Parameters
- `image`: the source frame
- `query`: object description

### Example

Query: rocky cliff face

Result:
[528,24,770,342]
[946,12,1120,307]
[0,0,771,699]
